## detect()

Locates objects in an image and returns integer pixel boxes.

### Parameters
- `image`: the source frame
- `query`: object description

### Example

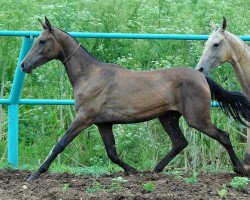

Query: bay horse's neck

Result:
[57,31,99,87]
[226,32,250,96]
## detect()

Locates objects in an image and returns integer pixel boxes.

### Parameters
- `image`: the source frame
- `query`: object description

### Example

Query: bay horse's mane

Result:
[57,27,98,61]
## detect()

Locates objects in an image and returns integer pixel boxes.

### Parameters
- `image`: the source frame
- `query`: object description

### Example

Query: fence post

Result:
[8,36,34,167]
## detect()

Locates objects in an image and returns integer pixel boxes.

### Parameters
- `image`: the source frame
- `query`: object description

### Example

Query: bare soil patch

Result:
[0,169,249,199]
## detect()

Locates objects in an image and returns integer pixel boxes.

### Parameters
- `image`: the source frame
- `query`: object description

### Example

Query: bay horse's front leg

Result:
[97,124,137,174]
[27,113,92,182]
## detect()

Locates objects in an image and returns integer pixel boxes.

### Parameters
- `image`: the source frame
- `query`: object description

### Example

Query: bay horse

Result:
[196,17,250,170]
[21,17,250,182]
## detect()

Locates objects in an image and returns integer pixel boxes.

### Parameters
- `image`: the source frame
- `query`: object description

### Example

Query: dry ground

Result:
[0,169,249,200]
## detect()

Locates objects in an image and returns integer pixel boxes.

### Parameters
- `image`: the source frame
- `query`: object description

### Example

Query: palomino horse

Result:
[196,17,250,170]
[21,18,250,182]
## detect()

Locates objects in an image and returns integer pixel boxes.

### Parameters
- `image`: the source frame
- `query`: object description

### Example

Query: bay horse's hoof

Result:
[233,167,245,175]
[243,167,250,178]
[124,167,138,175]
[241,170,250,178]
[153,169,163,173]
[233,166,250,177]
[26,172,40,183]
[153,166,163,173]
[243,153,250,171]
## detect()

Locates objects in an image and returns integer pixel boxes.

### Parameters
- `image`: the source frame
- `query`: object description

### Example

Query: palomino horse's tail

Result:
[205,76,250,127]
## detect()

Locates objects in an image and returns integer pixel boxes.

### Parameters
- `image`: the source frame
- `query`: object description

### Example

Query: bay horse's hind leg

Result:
[194,122,245,175]
[177,78,247,175]
[183,106,246,175]
[154,111,188,172]
[97,124,137,174]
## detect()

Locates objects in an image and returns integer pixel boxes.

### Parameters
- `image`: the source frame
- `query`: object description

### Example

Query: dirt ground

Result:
[0,169,249,200]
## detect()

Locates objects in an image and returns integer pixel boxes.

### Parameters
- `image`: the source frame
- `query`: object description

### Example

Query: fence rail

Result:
[1,30,250,40]
[0,30,249,167]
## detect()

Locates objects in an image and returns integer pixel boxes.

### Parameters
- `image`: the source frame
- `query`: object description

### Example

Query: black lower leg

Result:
[98,124,137,173]
[27,117,90,182]
[154,145,187,172]
[217,129,245,174]
[154,112,188,172]
[197,123,245,175]
[27,137,71,182]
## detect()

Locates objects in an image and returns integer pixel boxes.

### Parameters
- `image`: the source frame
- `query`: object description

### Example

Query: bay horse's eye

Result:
[213,43,219,47]
[39,39,46,45]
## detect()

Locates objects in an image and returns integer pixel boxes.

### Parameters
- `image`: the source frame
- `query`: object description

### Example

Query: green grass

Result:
[230,177,249,191]
[142,182,156,192]
[86,181,103,193]
[218,184,228,199]
[0,0,249,174]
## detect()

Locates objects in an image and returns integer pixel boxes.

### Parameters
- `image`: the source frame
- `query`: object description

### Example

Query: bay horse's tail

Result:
[205,76,250,127]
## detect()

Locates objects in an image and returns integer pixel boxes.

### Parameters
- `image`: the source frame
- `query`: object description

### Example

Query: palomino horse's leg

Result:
[154,111,188,172]
[97,124,137,174]
[27,113,91,182]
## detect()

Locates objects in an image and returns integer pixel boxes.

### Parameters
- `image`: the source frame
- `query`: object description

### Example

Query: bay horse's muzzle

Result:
[21,62,32,73]
[198,67,204,72]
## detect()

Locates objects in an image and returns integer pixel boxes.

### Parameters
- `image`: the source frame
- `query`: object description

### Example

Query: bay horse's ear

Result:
[209,18,217,31]
[221,17,227,32]
[45,17,52,31]
[38,18,48,30]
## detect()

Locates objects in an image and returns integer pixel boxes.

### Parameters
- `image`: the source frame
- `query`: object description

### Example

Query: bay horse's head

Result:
[195,17,232,75]
[21,17,61,73]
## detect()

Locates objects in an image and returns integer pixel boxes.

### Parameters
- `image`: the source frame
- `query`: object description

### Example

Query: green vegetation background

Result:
[0,0,249,174]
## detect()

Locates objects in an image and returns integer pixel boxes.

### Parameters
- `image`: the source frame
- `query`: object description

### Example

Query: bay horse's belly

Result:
[95,104,175,124]
[94,87,176,124]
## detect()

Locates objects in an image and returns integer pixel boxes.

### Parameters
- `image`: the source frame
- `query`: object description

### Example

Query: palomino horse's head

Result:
[21,17,61,73]
[195,17,232,75]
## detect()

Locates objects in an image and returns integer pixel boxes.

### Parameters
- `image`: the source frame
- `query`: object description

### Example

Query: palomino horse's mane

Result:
[225,31,250,48]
